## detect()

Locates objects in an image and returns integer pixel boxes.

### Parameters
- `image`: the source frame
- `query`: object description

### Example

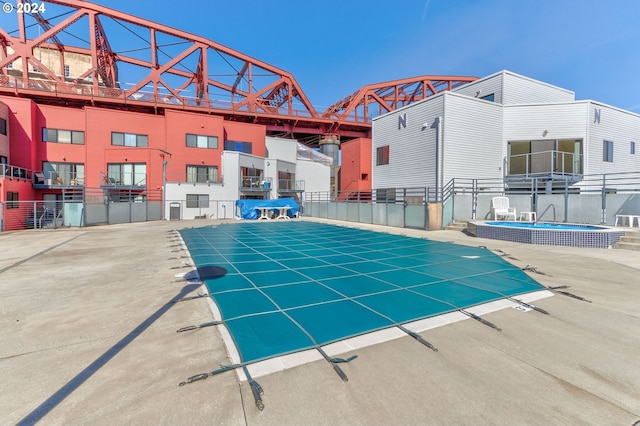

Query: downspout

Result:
[434,116,439,202]
[437,115,444,201]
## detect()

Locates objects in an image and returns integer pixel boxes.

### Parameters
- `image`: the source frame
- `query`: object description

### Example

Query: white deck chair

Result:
[492,196,516,220]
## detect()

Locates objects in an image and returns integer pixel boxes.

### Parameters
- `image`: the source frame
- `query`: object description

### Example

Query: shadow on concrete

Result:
[183,266,227,281]
[17,283,200,426]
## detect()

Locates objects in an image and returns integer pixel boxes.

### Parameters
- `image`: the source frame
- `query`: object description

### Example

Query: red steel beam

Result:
[322,75,478,123]
[0,0,477,141]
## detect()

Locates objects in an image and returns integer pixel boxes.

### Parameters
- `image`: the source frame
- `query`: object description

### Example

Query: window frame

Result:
[186,133,218,149]
[42,128,85,144]
[631,141,636,155]
[7,191,19,209]
[480,93,495,102]
[186,194,209,208]
[376,145,390,166]
[223,140,253,154]
[111,132,148,147]
[603,140,614,162]
[106,163,147,186]
[186,165,219,183]
[42,162,85,185]
[0,117,7,136]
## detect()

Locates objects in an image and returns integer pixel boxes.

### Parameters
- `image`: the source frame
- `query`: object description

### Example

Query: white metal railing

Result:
[241,176,272,190]
[506,150,583,178]
[278,179,305,191]
[165,171,222,184]
[34,170,85,186]
[101,171,147,187]
[1,163,30,180]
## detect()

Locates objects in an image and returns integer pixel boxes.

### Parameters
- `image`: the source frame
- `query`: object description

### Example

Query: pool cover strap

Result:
[331,355,358,364]
[176,320,222,333]
[460,310,502,331]
[506,297,550,315]
[399,326,438,352]
[176,360,267,411]
[547,287,592,303]
[178,363,241,386]
[243,365,265,411]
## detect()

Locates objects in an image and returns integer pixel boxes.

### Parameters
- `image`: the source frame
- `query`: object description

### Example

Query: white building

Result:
[164,137,332,220]
[372,70,640,194]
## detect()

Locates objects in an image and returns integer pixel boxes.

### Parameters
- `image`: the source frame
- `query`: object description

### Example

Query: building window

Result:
[42,128,85,144]
[186,194,209,208]
[481,93,495,102]
[186,134,218,149]
[603,140,614,162]
[107,163,146,186]
[224,140,252,154]
[111,132,148,147]
[186,165,218,183]
[7,191,19,209]
[376,188,396,202]
[631,141,636,155]
[0,117,6,135]
[278,171,295,190]
[376,145,390,166]
[43,162,85,185]
[64,64,70,78]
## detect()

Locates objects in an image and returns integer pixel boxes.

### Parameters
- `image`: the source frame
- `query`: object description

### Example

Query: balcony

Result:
[32,171,84,188]
[505,150,583,187]
[100,171,146,190]
[240,176,272,192]
[1,164,31,182]
[278,179,305,194]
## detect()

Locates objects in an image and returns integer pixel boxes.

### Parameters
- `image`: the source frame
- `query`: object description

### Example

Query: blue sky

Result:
[3,0,640,112]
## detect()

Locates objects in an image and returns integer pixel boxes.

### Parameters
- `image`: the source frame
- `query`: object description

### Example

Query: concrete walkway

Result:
[1,218,639,425]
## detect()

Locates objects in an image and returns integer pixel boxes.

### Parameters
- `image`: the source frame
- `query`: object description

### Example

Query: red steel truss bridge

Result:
[0,0,477,142]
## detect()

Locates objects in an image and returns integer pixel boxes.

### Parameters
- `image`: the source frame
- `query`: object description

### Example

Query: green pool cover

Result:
[180,222,544,364]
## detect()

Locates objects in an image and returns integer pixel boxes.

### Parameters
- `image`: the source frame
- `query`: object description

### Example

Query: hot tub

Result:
[467,221,626,248]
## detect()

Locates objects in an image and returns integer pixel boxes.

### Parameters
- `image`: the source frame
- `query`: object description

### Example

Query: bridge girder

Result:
[0,0,477,141]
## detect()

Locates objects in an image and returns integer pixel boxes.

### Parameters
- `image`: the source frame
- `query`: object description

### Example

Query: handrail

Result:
[537,204,556,222]
[441,179,455,203]
[38,207,50,229]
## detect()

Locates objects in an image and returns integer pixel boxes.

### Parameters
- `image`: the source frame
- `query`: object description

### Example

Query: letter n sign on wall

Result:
[398,112,407,130]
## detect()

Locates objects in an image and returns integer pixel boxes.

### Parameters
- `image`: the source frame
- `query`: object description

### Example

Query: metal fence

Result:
[304,187,443,230]
[1,187,163,232]
[1,200,65,231]
[165,199,236,221]
[304,171,640,229]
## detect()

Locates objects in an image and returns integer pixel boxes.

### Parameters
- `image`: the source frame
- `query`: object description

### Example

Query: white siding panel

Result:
[504,103,588,142]
[297,159,330,194]
[266,137,297,163]
[503,72,574,104]
[453,72,504,104]
[443,94,504,182]
[372,95,444,190]
[586,103,640,177]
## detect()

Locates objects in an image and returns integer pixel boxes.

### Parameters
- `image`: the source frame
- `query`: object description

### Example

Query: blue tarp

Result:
[235,198,299,220]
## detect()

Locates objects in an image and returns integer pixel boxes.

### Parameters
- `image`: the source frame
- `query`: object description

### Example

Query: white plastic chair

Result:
[492,196,516,220]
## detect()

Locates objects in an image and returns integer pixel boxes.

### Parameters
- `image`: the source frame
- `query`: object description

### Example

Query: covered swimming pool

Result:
[179,221,545,365]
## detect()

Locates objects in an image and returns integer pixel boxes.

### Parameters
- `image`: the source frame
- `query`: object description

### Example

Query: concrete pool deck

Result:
[1,217,639,425]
